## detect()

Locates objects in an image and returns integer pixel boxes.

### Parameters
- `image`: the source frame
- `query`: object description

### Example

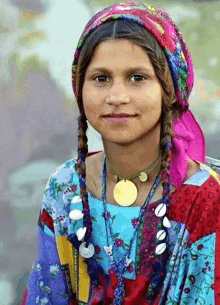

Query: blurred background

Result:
[0,0,219,304]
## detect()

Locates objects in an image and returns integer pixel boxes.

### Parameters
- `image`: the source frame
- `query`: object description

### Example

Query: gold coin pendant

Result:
[113,180,138,206]
[139,172,148,182]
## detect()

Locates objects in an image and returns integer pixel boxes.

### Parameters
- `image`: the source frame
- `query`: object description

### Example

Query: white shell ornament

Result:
[104,245,113,256]
[155,243,167,255]
[163,216,171,228]
[69,209,84,220]
[71,195,82,204]
[79,242,95,258]
[155,203,167,217]
[76,227,87,241]
[156,230,166,241]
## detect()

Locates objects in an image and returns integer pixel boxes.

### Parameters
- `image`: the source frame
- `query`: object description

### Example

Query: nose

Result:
[105,83,130,105]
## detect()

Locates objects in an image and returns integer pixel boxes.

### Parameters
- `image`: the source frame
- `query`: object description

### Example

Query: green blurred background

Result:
[1,0,219,304]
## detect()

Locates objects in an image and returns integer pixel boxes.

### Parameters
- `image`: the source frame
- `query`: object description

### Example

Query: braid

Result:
[160,104,174,176]
[75,114,92,245]
[158,63,176,205]
[160,107,173,205]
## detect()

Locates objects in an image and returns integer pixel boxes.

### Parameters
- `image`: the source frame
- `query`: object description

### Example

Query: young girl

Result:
[21,2,220,304]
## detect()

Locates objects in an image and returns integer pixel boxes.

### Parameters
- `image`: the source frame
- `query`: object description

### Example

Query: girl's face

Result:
[82,39,162,145]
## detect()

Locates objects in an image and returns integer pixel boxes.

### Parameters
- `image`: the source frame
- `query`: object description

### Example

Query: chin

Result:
[102,133,142,146]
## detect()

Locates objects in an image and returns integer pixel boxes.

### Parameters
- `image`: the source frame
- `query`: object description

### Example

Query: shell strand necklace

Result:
[101,154,161,305]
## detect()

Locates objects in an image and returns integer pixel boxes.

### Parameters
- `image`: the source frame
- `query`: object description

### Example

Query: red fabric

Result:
[168,176,220,246]
[88,269,162,305]
[106,272,151,305]
[123,274,152,305]
[215,229,220,304]
[39,209,54,233]
[88,269,155,305]
[20,287,28,305]
[88,150,102,157]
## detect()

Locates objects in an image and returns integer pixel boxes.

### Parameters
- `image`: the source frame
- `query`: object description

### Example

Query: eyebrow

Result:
[86,66,154,75]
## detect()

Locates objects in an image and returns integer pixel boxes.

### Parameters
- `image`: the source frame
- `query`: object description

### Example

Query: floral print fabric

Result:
[21,157,220,304]
[25,226,69,304]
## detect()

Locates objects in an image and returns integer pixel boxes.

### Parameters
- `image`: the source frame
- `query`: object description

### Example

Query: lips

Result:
[103,113,136,118]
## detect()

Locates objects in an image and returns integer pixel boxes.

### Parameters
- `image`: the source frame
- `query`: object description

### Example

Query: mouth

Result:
[103,115,137,122]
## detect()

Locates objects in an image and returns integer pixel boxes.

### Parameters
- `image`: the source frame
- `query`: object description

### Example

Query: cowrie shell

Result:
[155,203,167,217]
[71,195,82,203]
[79,242,95,258]
[163,216,171,228]
[155,243,167,255]
[156,230,166,241]
[69,209,84,220]
[76,227,87,241]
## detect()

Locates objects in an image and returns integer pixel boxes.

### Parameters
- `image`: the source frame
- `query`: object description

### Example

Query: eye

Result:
[94,75,110,83]
[130,74,146,82]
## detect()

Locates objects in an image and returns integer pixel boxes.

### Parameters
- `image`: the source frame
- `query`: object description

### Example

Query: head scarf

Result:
[72,1,205,187]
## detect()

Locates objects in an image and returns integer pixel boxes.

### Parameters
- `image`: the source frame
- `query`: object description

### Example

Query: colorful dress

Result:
[20,152,220,305]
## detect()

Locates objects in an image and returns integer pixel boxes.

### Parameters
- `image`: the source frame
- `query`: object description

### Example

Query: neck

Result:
[102,124,161,185]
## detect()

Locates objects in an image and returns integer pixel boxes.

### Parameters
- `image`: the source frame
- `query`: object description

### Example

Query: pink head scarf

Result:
[72,1,205,187]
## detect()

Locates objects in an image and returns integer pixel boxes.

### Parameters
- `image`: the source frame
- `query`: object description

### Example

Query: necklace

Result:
[106,154,160,207]
[101,154,161,305]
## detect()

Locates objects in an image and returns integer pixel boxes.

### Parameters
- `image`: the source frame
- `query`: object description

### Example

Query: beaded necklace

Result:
[101,154,161,305]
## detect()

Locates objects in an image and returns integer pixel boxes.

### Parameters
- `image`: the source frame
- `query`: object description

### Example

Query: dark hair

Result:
[74,20,180,242]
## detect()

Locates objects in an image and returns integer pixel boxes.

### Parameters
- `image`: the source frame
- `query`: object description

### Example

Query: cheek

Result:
[144,83,162,101]
[137,88,162,120]
[85,106,98,121]
[82,88,99,122]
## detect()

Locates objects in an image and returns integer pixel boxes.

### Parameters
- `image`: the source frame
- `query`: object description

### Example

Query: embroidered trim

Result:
[61,264,76,299]
[73,247,79,298]
[135,211,145,273]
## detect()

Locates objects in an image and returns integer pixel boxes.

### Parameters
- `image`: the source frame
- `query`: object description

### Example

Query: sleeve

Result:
[20,176,75,305]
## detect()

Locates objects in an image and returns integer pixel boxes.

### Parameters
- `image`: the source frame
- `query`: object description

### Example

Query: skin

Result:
[83,39,199,206]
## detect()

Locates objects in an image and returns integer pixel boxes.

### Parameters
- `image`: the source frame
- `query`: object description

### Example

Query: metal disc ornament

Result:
[79,242,95,258]
[139,172,148,182]
[113,180,138,206]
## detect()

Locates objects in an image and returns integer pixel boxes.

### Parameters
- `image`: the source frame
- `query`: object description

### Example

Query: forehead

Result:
[87,39,154,71]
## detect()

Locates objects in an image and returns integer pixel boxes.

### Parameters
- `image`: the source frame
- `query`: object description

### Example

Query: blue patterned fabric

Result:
[22,157,220,304]
[26,227,69,304]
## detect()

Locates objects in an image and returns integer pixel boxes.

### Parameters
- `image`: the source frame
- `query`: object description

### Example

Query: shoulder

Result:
[45,151,103,199]
[185,157,220,186]
[170,159,220,216]
[40,158,83,234]
[46,158,78,188]
[42,158,79,212]
[169,161,220,245]
[187,172,220,244]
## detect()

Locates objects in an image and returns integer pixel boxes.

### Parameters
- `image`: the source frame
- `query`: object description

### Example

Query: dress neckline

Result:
[85,152,204,208]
